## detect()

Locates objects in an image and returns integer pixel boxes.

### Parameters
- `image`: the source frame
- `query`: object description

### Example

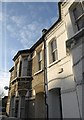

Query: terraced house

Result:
[6,35,47,119]
[6,49,32,118]
[6,1,84,119]
[44,1,84,118]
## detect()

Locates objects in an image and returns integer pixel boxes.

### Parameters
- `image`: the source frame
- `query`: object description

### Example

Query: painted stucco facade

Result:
[44,1,83,118]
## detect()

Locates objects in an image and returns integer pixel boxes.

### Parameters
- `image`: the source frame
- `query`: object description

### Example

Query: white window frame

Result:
[49,38,58,64]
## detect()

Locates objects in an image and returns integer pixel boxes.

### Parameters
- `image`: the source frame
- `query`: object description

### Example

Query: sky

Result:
[0,1,59,95]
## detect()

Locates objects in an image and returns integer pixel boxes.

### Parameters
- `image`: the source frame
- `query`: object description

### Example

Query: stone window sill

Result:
[48,60,61,68]
[34,69,43,76]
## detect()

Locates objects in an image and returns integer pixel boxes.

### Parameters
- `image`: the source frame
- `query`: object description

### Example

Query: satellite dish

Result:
[4,86,9,90]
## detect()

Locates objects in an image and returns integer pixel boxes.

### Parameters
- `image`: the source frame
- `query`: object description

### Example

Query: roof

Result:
[30,37,43,51]
[13,49,30,61]
[9,66,14,72]
[13,37,44,61]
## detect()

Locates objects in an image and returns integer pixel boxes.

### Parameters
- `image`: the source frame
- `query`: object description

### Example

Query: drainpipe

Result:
[42,29,49,120]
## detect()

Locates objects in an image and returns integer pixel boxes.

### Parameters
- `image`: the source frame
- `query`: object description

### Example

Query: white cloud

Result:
[6,14,50,48]
[11,16,26,27]
[19,28,35,48]
[18,20,49,48]
[0,71,10,96]
[5,3,54,49]
[6,25,17,36]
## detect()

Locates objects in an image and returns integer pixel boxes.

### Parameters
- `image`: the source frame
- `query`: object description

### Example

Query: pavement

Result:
[0,116,21,120]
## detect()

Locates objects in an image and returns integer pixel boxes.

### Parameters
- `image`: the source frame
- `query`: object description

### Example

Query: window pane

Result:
[77,3,83,17]
[82,2,84,9]
[51,41,53,51]
[51,40,56,52]
[19,61,22,77]
[27,61,32,76]
[38,51,42,70]
[52,50,57,62]
[52,52,56,62]
[23,58,28,67]
[40,51,42,60]
[55,50,58,61]
[72,3,84,31]
[73,8,78,20]
[77,16,84,30]
[38,51,42,61]
[73,4,83,20]
[22,57,28,76]
[38,53,40,61]
[50,39,57,63]
[16,63,19,77]
[39,61,42,70]
[15,62,19,77]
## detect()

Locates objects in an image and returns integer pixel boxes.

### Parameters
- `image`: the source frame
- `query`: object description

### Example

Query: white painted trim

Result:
[48,60,60,68]
[34,69,43,76]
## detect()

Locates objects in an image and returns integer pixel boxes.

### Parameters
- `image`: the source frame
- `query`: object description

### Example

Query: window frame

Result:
[49,38,58,64]
[38,50,42,71]
[70,2,84,32]
[73,6,84,30]
[22,57,28,76]
[16,62,19,77]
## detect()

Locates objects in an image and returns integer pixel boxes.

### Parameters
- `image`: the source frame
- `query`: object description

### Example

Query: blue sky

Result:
[0,2,58,95]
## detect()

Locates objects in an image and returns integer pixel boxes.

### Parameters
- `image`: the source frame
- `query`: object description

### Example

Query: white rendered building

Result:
[44,1,84,118]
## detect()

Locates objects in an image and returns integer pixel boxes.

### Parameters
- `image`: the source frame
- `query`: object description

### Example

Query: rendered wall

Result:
[45,1,81,118]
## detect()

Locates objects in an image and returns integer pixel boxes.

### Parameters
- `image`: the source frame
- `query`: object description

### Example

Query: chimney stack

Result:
[42,28,47,36]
